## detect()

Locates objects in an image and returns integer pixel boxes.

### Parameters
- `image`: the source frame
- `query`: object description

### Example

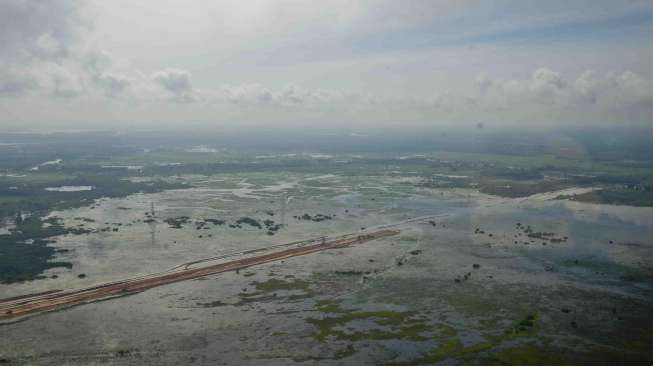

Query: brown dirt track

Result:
[0,229,399,321]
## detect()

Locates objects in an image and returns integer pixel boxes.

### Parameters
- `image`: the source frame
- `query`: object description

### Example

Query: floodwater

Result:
[44,186,95,192]
[0,217,15,235]
[1,172,652,365]
[101,165,144,170]
[29,158,62,171]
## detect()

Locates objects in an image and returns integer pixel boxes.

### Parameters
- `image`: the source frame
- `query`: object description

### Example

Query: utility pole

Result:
[148,202,156,247]
[280,192,287,226]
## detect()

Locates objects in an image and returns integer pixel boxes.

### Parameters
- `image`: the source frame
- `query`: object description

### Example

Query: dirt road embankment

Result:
[0,229,399,322]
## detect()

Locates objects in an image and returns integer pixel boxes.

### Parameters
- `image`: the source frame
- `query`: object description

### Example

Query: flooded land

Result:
[1,131,652,365]
[4,1,653,364]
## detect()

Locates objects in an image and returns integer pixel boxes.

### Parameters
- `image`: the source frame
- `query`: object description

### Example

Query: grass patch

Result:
[558,189,653,207]
[234,278,316,304]
[0,216,89,283]
[378,313,540,366]
[481,344,576,366]
[380,338,494,366]
[307,299,432,342]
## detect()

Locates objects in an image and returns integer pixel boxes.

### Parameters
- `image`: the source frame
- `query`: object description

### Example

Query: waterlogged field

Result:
[1,168,652,365]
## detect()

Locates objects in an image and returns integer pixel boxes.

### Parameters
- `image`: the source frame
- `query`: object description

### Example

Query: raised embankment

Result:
[0,229,399,321]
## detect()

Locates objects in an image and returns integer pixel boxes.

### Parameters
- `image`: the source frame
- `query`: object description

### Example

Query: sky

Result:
[1,0,652,131]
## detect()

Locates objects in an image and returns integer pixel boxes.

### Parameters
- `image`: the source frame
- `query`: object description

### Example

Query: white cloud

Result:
[1,1,652,128]
[193,83,376,111]
[0,0,91,99]
[529,68,568,102]
[151,68,194,102]
[48,63,85,98]
[217,83,274,105]
[472,68,653,113]
[0,0,84,63]
[96,72,131,97]
[0,67,37,96]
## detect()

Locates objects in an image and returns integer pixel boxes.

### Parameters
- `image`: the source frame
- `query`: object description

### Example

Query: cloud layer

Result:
[1,1,652,128]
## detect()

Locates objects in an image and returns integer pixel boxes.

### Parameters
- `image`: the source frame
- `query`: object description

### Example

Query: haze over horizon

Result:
[1,0,653,130]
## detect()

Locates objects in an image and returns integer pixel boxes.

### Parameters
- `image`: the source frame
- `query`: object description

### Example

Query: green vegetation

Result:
[411,148,653,199]
[0,216,89,283]
[204,218,225,226]
[2,131,652,363]
[195,278,317,308]
[262,219,282,235]
[481,344,576,366]
[164,216,191,228]
[499,314,538,339]
[0,171,186,283]
[315,298,346,313]
[307,295,545,366]
[250,278,312,293]
[306,309,430,342]
[307,299,433,342]
[0,174,186,219]
[557,189,653,207]
[381,338,494,366]
[479,180,572,198]
[191,218,226,231]
[293,213,334,222]
[377,313,540,366]
[224,216,283,235]
[236,278,315,303]
[234,217,262,229]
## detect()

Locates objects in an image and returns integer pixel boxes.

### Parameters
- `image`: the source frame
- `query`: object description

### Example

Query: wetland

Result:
[0,130,652,365]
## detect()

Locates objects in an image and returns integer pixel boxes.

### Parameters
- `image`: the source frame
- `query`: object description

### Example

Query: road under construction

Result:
[0,228,400,322]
